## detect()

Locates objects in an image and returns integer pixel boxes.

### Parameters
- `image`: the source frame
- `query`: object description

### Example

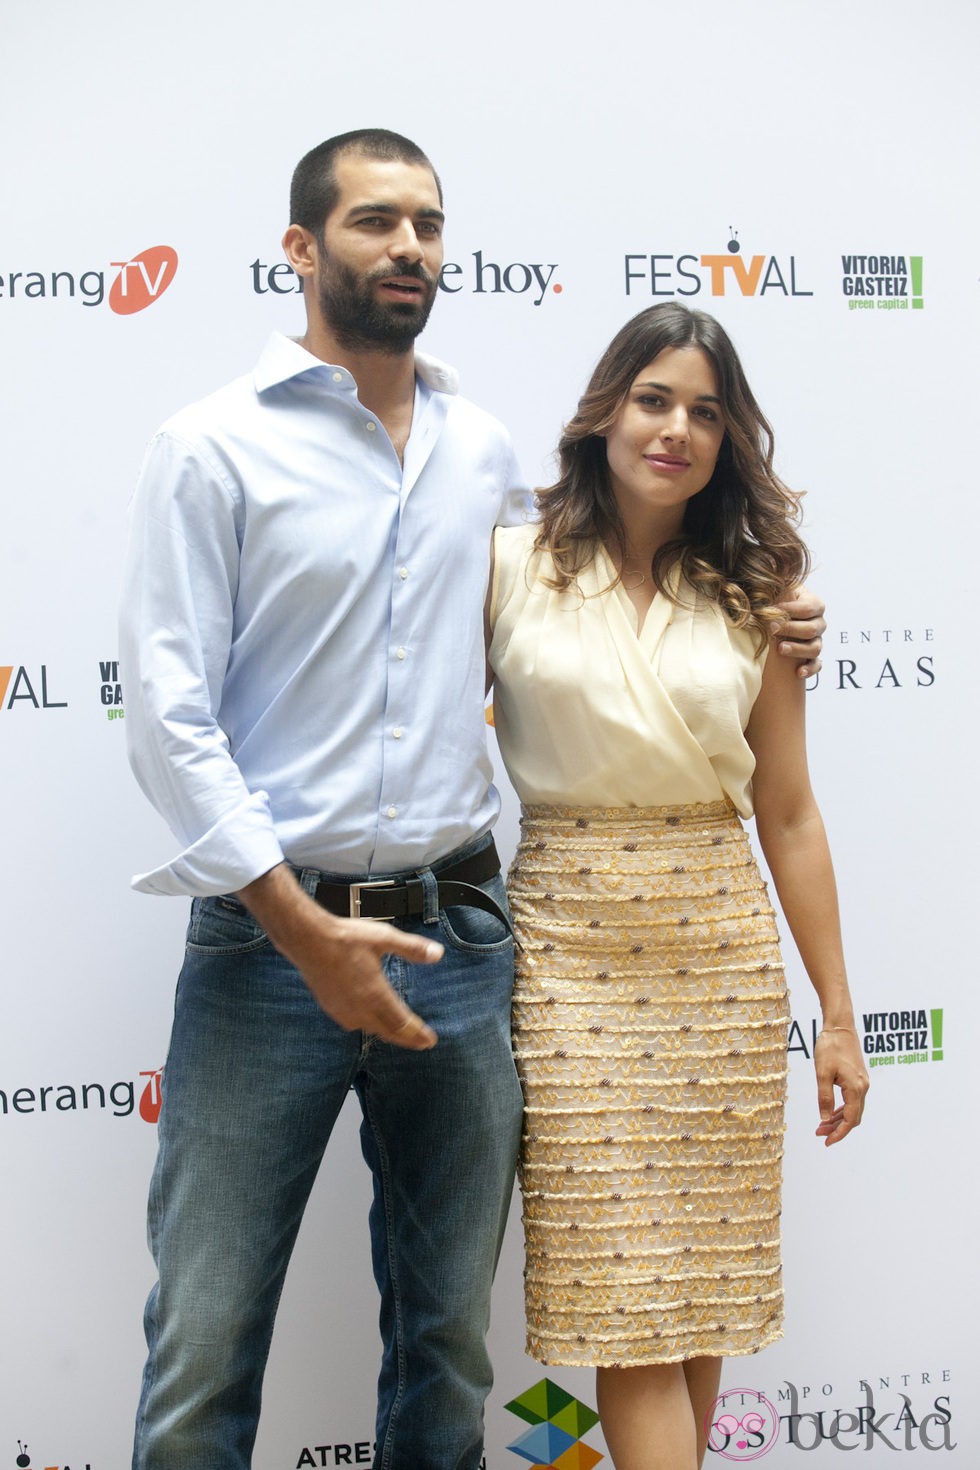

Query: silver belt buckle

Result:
[349,878,397,920]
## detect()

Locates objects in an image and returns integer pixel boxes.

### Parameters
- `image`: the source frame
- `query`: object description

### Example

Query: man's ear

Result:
[281,224,318,279]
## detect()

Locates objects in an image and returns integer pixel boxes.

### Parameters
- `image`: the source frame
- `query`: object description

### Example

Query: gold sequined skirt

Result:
[508,801,790,1368]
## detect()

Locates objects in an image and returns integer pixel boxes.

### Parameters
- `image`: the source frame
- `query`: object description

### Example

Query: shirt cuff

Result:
[131,792,285,897]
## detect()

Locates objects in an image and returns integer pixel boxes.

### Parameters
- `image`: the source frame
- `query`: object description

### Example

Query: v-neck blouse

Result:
[488,523,765,813]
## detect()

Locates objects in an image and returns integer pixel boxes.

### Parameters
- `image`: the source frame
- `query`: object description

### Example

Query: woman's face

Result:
[604,345,726,532]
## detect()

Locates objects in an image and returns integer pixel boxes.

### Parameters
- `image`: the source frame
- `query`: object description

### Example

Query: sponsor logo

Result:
[0,247,178,314]
[294,1446,376,1468]
[788,1012,944,1071]
[706,1388,779,1460]
[11,1437,93,1468]
[0,657,127,719]
[777,1377,954,1453]
[439,252,562,306]
[504,1377,603,1467]
[0,1066,163,1122]
[807,625,935,694]
[863,1008,944,1070]
[707,1375,955,1456]
[98,658,124,721]
[250,252,564,307]
[294,1445,483,1468]
[139,1068,164,1122]
[625,230,813,300]
[0,664,67,711]
[842,254,924,312]
[107,247,179,314]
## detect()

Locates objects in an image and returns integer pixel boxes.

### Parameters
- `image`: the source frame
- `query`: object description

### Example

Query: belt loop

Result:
[419,867,440,925]
[296,866,320,899]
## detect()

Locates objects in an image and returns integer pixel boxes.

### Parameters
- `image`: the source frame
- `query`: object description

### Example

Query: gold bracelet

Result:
[820,1026,856,1034]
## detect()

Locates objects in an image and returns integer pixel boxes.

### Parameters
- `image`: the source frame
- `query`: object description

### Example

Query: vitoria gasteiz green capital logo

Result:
[504,1378,604,1468]
[842,253,924,312]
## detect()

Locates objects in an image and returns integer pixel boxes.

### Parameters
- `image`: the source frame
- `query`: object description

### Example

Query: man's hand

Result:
[237,864,441,1049]
[772,586,826,679]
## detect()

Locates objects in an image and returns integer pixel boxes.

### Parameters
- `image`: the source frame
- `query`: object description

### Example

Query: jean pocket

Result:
[185,895,272,956]
[438,878,514,954]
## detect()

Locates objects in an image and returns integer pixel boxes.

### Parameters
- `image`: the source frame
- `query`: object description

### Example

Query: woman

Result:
[487,303,868,1470]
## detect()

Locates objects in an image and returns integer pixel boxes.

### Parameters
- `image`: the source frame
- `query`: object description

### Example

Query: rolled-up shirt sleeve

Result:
[119,430,285,896]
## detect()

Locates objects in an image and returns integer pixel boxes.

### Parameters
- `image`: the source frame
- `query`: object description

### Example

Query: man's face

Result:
[313,153,444,353]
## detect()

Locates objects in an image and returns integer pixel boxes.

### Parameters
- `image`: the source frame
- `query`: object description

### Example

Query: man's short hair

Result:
[289,129,443,237]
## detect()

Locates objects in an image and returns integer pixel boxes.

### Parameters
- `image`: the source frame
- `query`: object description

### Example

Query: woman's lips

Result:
[644,454,690,472]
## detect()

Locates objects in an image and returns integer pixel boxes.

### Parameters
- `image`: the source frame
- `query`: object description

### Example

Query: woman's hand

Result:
[813,1028,870,1145]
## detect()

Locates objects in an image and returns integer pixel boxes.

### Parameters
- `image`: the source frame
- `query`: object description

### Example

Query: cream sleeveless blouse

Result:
[488,523,766,814]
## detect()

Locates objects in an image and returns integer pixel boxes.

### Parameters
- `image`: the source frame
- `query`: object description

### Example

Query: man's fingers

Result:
[781,589,827,622]
[366,981,438,1049]
[359,924,441,1047]
[775,619,826,645]
[773,608,825,676]
[378,1009,438,1051]
[280,908,445,1046]
[377,928,445,966]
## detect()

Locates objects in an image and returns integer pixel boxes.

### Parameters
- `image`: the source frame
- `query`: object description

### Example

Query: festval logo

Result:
[11,1437,94,1469]
[504,1378,603,1469]
[625,229,813,300]
[0,664,67,711]
[705,1389,780,1461]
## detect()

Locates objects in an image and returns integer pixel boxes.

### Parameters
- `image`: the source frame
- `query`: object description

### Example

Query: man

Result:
[121,129,825,1470]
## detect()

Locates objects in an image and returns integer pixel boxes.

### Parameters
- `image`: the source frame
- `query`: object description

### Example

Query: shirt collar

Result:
[253,331,459,397]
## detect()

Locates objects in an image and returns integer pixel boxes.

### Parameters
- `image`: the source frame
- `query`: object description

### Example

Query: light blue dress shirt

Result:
[120,332,529,895]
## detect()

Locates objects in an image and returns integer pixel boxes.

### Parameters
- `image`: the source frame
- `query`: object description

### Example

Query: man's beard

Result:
[316,255,437,354]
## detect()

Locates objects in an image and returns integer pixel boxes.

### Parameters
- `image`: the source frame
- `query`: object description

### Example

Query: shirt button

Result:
[396,647,407,660]
[398,567,409,580]
[386,806,398,819]
[332,371,343,383]
[366,421,377,432]
[392,727,403,739]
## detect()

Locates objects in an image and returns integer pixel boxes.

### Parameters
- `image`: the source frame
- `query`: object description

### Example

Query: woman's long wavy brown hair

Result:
[535,303,809,645]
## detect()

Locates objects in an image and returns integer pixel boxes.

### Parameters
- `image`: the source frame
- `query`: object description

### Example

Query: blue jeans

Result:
[133,837,522,1470]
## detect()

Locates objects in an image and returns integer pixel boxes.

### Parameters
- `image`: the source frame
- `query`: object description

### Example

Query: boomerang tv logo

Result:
[139,1068,163,1122]
[108,247,178,314]
[0,247,178,313]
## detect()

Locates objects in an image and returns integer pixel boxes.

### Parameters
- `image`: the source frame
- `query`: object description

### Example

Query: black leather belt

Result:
[313,839,511,932]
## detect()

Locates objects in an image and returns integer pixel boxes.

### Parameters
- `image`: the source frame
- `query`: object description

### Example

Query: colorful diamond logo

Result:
[504,1377,604,1468]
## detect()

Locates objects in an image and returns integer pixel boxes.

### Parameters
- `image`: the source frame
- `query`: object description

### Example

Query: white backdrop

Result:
[1,1,975,1465]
